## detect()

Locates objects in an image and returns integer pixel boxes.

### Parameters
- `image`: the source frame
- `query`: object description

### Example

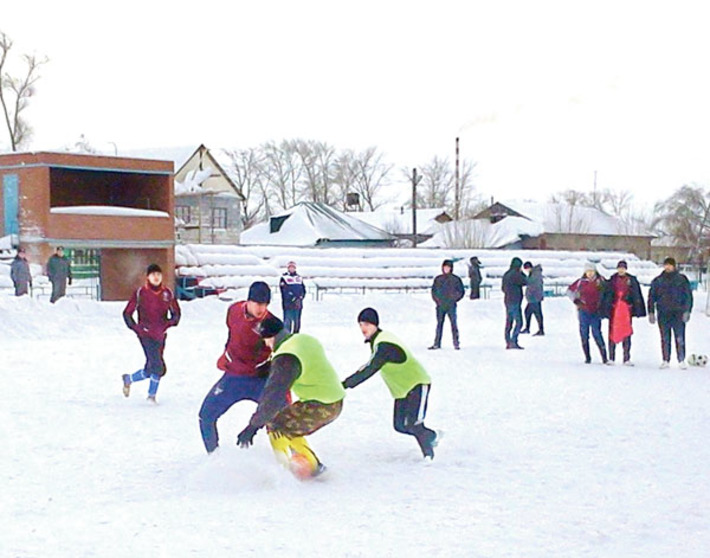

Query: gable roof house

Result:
[173,145,246,244]
[240,202,396,247]
[472,200,655,258]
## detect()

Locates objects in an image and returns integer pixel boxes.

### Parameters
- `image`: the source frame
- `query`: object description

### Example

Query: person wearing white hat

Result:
[567,263,611,364]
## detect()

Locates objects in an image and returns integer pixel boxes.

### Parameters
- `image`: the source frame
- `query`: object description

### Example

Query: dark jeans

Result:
[578,310,607,361]
[393,384,436,455]
[524,301,544,332]
[50,279,67,303]
[198,374,268,453]
[608,337,632,362]
[433,305,459,348]
[283,308,302,333]
[658,311,686,363]
[139,336,167,377]
[504,303,523,345]
[469,281,480,299]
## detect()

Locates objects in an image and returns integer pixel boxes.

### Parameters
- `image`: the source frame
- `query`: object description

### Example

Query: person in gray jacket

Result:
[10,247,32,296]
[520,261,544,336]
[46,246,72,303]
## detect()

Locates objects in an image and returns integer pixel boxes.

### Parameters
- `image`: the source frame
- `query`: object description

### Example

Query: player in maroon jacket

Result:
[198,281,284,453]
[121,264,181,403]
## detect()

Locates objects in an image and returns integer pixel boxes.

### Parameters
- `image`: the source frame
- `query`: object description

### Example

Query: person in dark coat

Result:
[121,264,181,402]
[567,262,611,364]
[467,256,483,300]
[279,260,306,333]
[10,247,32,296]
[502,257,527,349]
[46,246,72,303]
[647,257,693,369]
[520,261,544,336]
[429,259,465,350]
[607,260,646,365]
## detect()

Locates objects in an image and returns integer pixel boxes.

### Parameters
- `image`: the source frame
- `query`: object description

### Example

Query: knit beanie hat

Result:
[442,259,454,269]
[257,315,284,338]
[146,263,162,275]
[616,260,628,269]
[248,281,271,303]
[583,262,597,273]
[663,257,677,267]
[523,261,533,269]
[511,257,523,268]
[357,307,380,326]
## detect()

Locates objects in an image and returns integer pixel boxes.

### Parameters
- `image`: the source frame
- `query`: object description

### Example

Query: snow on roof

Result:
[349,207,448,235]
[501,200,650,236]
[240,202,395,246]
[422,216,544,249]
[50,206,170,218]
[120,146,197,170]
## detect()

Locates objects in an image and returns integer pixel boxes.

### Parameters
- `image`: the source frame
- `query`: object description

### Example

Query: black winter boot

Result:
[582,341,591,364]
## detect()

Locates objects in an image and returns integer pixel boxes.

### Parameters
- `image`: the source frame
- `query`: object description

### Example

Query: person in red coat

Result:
[567,262,611,364]
[607,260,646,365]
[198,281,283,453]
[121,264,181,402]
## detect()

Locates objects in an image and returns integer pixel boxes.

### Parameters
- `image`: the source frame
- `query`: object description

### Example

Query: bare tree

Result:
[332,149,358,211]
[415,156,453,209]
[653,184,710,264]
[261,140,303,212]
[0,31,48,151]
[351,147,392,211]
[222,147,269,229]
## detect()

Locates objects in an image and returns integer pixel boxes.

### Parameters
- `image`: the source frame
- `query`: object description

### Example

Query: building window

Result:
[211,207,227,229]
[176,205,192,224]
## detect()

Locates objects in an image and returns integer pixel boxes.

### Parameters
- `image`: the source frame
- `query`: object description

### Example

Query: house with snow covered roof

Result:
[173,145,245,244]
[473,200,655,258]
[348,207,451,245]
[0,151,175,300]
[240,202,396,247]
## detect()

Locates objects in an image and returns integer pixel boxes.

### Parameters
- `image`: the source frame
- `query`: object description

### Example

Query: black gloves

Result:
[237,424,260,448]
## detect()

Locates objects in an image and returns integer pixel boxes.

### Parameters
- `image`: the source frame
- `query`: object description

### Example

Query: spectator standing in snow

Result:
[647,257,693,369]
[199,281,284,453]
[121,264,181,403]
[10,247,32,296]
[567,262,611,364]
[501,257,527,349]
[46,246,72,303]
[237,315,344,479]
[279,260,306,333]
[520,261,544,336]
[607,260,646,365]
[429,259,465,350]
[467,256,483,300]
[343,308,439,459]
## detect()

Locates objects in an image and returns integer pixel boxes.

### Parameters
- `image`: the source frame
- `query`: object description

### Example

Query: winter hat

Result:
[616,260,628,269]
[17,246,26,254]
[248,281,271,303]
[663,257,677,267]
[583,262,597,273]
[357,307,379,326]
[287,261,297,268]
[146,263,162,275]
[523,261,533,270]
[510,257,523,269]
[442,259,454,269]
[257,315,284,338]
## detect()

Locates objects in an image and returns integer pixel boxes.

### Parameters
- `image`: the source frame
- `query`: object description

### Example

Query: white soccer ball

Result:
[688,353,708,367]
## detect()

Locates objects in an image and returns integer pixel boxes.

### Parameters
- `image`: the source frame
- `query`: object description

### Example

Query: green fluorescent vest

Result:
[273,334,345,404]
[373,331,431,399]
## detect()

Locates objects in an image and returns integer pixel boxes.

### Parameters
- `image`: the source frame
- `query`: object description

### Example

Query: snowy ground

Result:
[2,289,710,557]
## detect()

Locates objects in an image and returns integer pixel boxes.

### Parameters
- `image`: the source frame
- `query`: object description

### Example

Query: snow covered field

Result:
[2,288,710,557]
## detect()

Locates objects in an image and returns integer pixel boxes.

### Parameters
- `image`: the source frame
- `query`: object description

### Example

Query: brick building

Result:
[0,152,175,300]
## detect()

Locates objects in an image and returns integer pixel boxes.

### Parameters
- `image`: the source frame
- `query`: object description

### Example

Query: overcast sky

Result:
[4,1,710,209]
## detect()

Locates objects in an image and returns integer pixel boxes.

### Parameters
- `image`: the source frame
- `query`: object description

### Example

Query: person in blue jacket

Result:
[279,261,306,333]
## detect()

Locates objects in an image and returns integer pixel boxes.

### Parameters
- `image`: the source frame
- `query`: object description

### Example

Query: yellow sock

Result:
[287,436,320,470]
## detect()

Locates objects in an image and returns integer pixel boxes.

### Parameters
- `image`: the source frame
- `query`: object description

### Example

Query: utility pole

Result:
[455,137,460,220]
[411,168,423,247]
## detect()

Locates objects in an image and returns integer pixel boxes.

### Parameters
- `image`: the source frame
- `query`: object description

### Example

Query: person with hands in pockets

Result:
[121,264,181,403]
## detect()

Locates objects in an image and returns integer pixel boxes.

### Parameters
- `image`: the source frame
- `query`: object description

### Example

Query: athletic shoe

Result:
[428,345,440,350]
[660,361,670,369]
[679,360,688,370]
[533,331,545,336]
[147,395,157,404]
[623,361,635,367]
[122,374,130,397]
[604,360,614,366]
[519,329,530,334]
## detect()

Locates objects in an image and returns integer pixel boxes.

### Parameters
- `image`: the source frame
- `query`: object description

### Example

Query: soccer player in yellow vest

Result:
[236,315,345,479]
[343,308,439,459]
